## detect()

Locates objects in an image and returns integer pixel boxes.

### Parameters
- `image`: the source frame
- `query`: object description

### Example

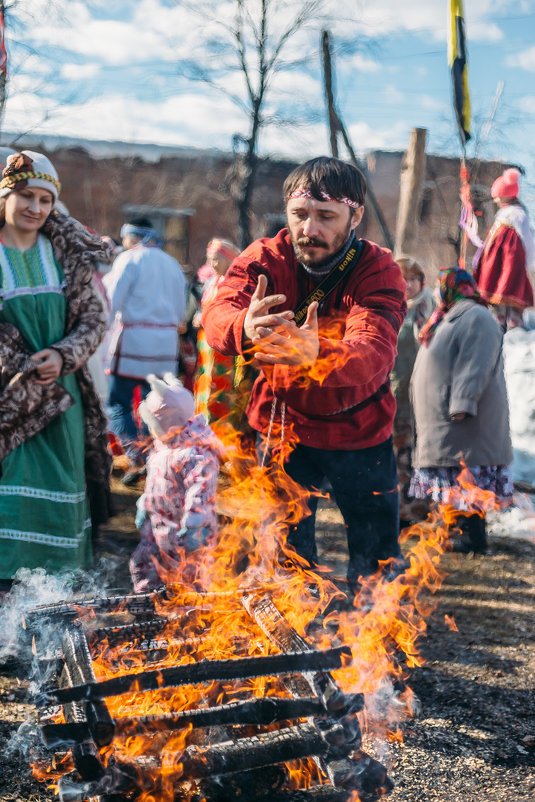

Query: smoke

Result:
[0,557,128,664]
[0,560,130,767]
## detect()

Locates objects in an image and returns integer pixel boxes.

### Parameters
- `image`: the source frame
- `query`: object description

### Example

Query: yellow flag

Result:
[448,0,471,144]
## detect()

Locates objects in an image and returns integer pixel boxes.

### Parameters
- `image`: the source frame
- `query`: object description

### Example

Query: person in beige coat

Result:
[409,267,513,553]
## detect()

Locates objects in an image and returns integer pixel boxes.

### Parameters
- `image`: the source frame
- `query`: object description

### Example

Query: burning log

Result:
[242,593,351,712]
[176,722,351,779]
[61,627,115,747]
[26,585,393,801]
[36,645,351,706]
[84,617,192,647]
[197,773,351,802]
[240,593,392,797]
[22,590,161,628]
[42,695,335,744]
[23,585,251,630]
[58,770,351,802]
[58,629,107,782]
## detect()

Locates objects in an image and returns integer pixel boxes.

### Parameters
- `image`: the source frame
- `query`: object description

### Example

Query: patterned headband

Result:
[286,188,361,209]
[206,238,240,261]
[0,171,61,194]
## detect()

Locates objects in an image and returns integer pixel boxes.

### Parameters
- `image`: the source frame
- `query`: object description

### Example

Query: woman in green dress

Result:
[0,151,112,591]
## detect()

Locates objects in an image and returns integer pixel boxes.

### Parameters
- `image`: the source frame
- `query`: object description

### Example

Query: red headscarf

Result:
[418,267,486,346]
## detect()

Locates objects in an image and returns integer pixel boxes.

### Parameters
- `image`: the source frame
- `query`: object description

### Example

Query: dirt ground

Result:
[0,477,534,801]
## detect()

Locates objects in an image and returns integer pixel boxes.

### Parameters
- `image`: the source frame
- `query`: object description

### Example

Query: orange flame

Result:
[32,402,503,798]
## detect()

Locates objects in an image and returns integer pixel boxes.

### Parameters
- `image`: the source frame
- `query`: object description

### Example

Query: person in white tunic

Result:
[104,217,186,482]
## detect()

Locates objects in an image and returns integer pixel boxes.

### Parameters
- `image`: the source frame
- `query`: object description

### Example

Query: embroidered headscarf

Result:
[0,151,61,201]
[418,267,486,346]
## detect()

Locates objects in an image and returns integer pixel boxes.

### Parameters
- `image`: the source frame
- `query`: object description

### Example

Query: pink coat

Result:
[129,414,221,591]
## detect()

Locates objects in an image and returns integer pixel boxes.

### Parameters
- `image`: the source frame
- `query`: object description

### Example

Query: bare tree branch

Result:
[174,0,328,246]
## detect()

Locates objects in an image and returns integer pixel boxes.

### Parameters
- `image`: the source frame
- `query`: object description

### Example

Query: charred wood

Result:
[197,785,356,802]
[62,626,115,747]
[57,763,138,802]
[23,591,160,629]
[241,594,350,714]
[241,594,362,748]
[42,695,334,745]
[37,646,351,706]
[323,751,394,800]
[119,722,350,780]
[85,618,171,646]
[88,636,204,664]
[25,585,256,631]
[194,764,287,800]
[59,644,104,781]
[240,594,393,798]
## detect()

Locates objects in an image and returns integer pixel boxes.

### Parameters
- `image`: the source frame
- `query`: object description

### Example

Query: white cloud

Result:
[60,63,100,81]
[518,95,535,113]
[326,0,506,42]
[383,85,404,105]
[259,115,413,160]
[351,53,381,73]
[270,70,321,98]
[420,95,447,112]
[507,46,535,72]
[3,90,248,151]
[346,118,409,152]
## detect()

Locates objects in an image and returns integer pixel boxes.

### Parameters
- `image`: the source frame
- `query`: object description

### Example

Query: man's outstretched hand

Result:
[243,275,319,367]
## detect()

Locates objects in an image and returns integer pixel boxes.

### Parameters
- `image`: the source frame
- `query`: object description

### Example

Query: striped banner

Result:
[448,0,471,145]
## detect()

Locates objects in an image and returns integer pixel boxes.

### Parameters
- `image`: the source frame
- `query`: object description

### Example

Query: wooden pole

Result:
[394,127,427,257]
[0,1,6,133]
[321,31,339,158]
[320,31,394,251]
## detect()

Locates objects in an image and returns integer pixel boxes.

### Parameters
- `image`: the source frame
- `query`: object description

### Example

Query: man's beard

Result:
[291,218,353,268]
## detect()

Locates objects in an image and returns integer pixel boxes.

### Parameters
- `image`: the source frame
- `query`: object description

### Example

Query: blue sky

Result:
[4,1,535,206]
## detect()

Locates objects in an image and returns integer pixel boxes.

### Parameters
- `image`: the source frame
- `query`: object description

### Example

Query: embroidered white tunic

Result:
[105,244,186,379]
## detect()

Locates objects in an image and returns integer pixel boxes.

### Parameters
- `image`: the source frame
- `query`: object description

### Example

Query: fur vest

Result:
[0,211,114,522]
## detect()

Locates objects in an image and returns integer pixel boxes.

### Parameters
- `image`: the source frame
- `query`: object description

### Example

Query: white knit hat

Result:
[0,150,61,201]
[139,373,195,437]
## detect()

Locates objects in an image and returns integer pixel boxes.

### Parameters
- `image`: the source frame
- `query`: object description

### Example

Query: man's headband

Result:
[286,188,361,209]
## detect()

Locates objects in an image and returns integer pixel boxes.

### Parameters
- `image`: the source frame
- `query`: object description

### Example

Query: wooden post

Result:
[322,31,339,158]
[320,30,394,251]
[394,127,427,257]
[0,1,6,132]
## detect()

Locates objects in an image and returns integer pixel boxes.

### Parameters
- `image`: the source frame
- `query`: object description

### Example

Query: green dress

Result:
[0,234,92,578]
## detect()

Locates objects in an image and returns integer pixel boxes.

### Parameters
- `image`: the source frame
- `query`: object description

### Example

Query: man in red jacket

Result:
[202,157,407,594]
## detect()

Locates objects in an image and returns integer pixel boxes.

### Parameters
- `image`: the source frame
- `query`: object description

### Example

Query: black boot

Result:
[450,514,487,554]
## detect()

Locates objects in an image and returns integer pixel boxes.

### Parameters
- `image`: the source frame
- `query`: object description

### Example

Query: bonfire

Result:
[24,427,501,802]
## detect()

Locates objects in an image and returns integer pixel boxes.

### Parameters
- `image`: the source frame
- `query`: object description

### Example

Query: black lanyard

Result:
[293,239,365,327]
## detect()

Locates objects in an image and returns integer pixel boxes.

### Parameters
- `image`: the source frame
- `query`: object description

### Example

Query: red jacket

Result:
[202,229,406,450]
[474,222,534,311]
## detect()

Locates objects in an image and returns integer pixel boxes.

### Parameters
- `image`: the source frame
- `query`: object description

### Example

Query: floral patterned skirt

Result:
[409,465,514,511]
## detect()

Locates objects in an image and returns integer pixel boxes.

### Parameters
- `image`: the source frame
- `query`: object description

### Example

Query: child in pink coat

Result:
[129,373,222,592]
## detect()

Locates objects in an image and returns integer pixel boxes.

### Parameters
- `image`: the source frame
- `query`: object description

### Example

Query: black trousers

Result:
[282,437,402,588]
